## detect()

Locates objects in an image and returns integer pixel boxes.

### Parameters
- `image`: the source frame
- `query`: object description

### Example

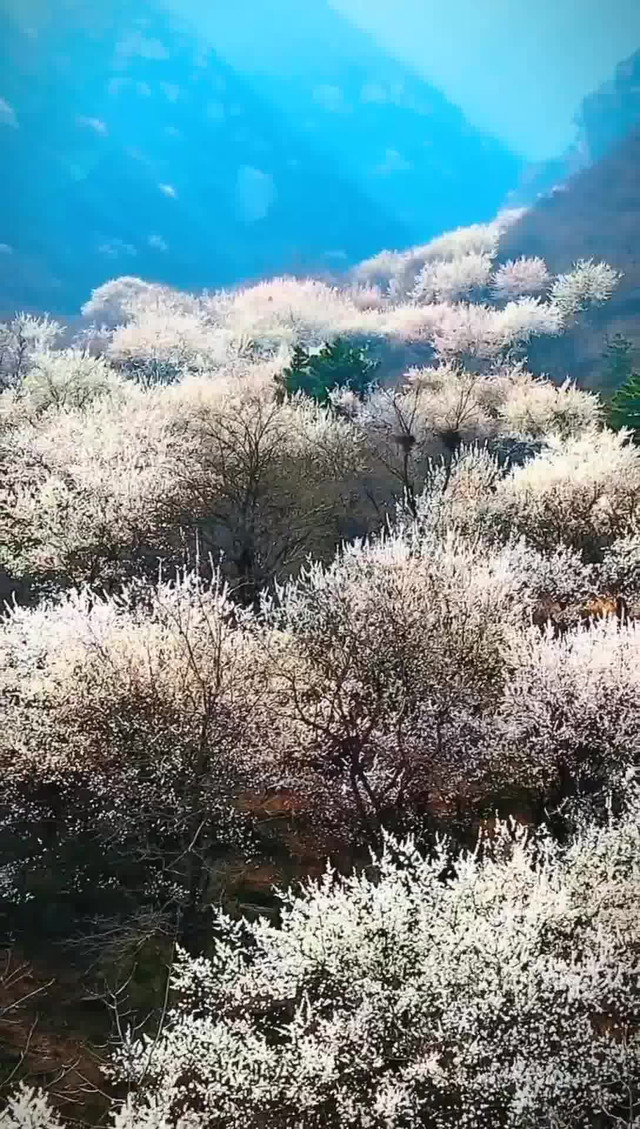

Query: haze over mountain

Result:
[329,0,640,161]
[0,0,520,315]
[499,49,640,390]
[510,47,640,206]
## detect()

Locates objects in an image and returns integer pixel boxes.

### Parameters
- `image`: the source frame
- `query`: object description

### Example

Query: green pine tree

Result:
[610,370,640,435]
[603,333,634,389]
[275,338,379,405]
[603,334,640,436]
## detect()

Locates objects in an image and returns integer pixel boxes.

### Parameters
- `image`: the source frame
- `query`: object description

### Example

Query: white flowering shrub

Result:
[5,349,125,416]
[550,259,622,318]
[350,247,408,289]
[411,252,493,303]
[414,217,504,261]
[258,527,531,842]
[0,374,369,596]
[506,540,594,606]
[352,212,524,299]
[483,429,640,558]
[101,794,640,1129]
[109,308,232,385]
[0,382,187,589]
[497,374,602,439]
[80,275,189,326]
[159,379,371,598]
[0,1085,64,1129]
[207,277,381,358]
[354,366,500,489]
[597,534,640,596]
[498,617,640,797]
[0,315,62,390]
[491,256,551,301]
[350,365,600,519]
[346,283,389,311]
[0,571,269,945]
[428,298,563,363]
[489,295,565,348]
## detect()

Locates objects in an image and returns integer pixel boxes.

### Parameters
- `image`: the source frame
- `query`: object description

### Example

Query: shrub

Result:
[0,375,370,600]
[550,259,622,318]
[258,528,529,844]
[11,349,124,416]
[80,276,192,327]
[349,365,600,521]
[597,533,640,595]
[1,1085,65,1129]
[497,374,602,439]
[0,572,269,949]
[483,429,640,559]
[498,617,640,798]
[0,315,62,390]
[0,383,187,592]
[490,256,552,301]
[109,308,228,385]
[411,252,494,304]
[102,794,640,1129]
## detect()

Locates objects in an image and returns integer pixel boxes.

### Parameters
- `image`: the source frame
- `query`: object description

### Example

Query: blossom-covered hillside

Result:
[1,217,640,1127]
[500,125,640,389]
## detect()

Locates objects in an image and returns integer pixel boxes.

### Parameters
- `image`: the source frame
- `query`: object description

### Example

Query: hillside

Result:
[498,125,640,389]
[182,0,521,239]
[0,0,521,315]
[2,220,640,1126]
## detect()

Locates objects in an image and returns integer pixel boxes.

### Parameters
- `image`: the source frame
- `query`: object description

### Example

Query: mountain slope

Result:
[499,125,640,390]
[175,0,521,237]
[0,0,520,314]
[509,47,640,207]
[0,0,414,313]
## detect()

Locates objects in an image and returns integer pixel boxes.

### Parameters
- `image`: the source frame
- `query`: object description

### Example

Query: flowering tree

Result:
[0,315,62,390]
[5,795,630,1129]
[257,528,532,847]
[0,571,272,952]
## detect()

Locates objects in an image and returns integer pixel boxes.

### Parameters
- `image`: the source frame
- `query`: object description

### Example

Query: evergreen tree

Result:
[606,335,640,436]
[610,370,640,435]
[276,338,379,404]
[603,333,634,388]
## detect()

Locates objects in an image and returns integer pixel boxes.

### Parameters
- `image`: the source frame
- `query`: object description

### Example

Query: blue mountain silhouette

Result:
[0,0,521,313]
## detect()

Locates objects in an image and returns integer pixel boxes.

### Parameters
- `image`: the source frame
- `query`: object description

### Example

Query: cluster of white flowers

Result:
[499,616,640,793]
[81,275,198,327]
[485,428,640,555]
[7,348,125,416]
[491,256,552,301]
[497,373,602,438]
[1,1084,65,1129]
[430,297,565,360]
[0,314,62,389]
[550,259,622,317]
[68,217,620,377]
[411,252,494,303]
[7,795,633,1129]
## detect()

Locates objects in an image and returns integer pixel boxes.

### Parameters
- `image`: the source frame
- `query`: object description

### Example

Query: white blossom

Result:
[550,259,622,317]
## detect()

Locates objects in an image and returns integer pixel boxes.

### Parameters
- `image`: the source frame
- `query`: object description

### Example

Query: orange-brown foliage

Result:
[579,594,628,623]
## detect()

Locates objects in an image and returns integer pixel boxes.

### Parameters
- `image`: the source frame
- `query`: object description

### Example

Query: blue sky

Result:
[329,0,640,160]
